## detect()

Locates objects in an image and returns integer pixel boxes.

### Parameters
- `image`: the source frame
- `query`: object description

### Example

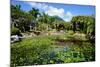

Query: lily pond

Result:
[11,32,95,66]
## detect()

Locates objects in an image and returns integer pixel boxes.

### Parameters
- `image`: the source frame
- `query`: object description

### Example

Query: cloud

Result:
[45,6,72,22]
[27,2,48,10]
[24,2,73,22]
[63,11,73,22]
[45,6,65,18]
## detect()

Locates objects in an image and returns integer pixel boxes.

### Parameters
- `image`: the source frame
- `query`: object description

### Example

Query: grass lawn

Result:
[11,32,95,66]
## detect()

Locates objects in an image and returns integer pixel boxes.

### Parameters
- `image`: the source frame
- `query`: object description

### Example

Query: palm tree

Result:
[71,16,77,32]
[11,5,33,32]
[29,8,40,31]
[11,5,22,29]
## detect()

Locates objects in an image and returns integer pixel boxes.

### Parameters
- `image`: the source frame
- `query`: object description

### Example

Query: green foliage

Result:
[37,23,48,31]
[71,16,95,43]
[71,16,95,33]
[11,4,95,67]
[11,4,73,33]
[11,27,21,36]
[29,8,40,18]
[11,5,38,32]
[67,30,74,35]
[11,34,95,66]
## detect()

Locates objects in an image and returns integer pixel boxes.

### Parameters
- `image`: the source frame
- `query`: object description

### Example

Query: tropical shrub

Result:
[11,27,21,36]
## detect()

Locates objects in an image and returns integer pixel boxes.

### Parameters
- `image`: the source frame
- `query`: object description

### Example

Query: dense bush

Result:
[11,27,21,36]
[11,4,95,67]
[11,35,95,67]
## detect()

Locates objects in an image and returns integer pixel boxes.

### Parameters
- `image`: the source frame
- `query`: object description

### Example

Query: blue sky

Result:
[11,0,95,22]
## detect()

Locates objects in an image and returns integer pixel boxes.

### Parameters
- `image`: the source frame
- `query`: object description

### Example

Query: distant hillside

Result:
[52,16,65,22]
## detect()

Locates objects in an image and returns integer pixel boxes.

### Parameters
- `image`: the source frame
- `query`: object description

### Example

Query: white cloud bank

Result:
[45,6,65,18]
[25,2,73,22]
[27,2,48,10]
